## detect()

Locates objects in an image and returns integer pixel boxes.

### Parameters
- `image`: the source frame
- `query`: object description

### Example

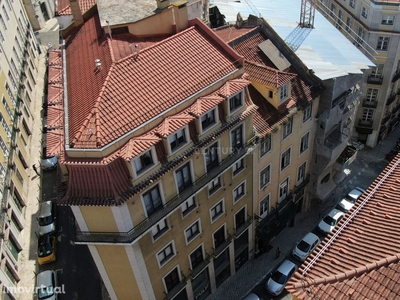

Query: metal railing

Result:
[164,272,187,300]
[367,75,383,85]
[362,99,378,108]
[189,253,211,279]
[234,215,253,238]
[212,234,232,258]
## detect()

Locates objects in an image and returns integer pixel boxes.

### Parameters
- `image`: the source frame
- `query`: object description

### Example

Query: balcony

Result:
[358,119,373,128]
[234,215,253,238]
[367,75,383,85]
[164,273,187,300]
[213,234,232,258]
[362,99,378,108]
[382,114,391,125]
[75,146,250,244]
[189,253,211,279]
[386,93,396,106]
[392,69,400,82]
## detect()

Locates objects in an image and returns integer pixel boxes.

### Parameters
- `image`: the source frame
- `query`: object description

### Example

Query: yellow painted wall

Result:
[96,245,141,300]
[80,206,119,232]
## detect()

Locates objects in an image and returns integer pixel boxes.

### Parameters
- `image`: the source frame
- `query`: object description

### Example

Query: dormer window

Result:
[201,108,217,132]
[133,149,155,175]
[279,84,289,102]
[168,127,188,153]
[229,91,244,114]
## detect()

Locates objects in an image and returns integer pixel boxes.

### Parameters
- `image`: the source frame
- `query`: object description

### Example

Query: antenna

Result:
[95,59,101,69]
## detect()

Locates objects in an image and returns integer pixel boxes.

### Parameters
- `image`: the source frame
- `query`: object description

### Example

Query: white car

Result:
[265,259,297,296]
[292,232,320,261]
[36,270,58,300]
[242,293,260,300]
[318,208,345,234]
[337,187,365,212]
[41,156,58,171]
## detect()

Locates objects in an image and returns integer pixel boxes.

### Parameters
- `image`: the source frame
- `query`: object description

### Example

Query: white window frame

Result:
[141,183,164,218]
[377,36,389,51]
[157,240,176,268]
[174,160,194,194]
[259,164,271,190]
[345,17,352,33]
[260,134,271,157]
[230,123,244,153]
[361,6,368,19]
[181,196,197,218]
[188,243,205,271]
[232,158,244,177]
[349,0,355,8]
[234,205,247,232]
[132,147,157,178]
[212,223,226,250]
[210,199,225,224]
[303,103,312,123]
[381,14,395,25]
[233,180,246,204]
[300,132,310,154]
[168,126,189,154]
[162,265,182,294]
[279,177,289,203]
[228,90,244,115]
[204,141,220,173]
[184,218,202,245]
[281,147,291,171]
[282,117,293,139]
[279,83,289,102]
[208,176,222,197]
[297,162,307,185]
[200,107,218,134]
[259,194,270,219]
[152,218,170,242]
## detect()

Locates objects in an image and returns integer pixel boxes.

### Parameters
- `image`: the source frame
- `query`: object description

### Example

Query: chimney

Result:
[156,0,171,10]
[69,0,84,26]
[171,0,189,33]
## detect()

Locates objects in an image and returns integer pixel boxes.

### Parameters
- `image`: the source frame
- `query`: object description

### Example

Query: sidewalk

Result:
[206,129,399,300]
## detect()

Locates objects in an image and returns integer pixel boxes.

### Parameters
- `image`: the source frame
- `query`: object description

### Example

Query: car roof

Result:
[37,270,53,287]
[348,187,365,198]
[327,208,345,219]
[39,201,53,217]
[302,232,319,244]
[276,259,296,274]
[242,293,260,300]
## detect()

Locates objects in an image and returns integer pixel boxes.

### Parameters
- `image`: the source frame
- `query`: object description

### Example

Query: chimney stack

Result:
[69,0,84,26]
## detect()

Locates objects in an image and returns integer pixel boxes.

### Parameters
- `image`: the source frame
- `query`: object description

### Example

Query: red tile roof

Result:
[212,26,257,44]
[65,13,243,148]
[57,0,96,16]
[245,61,296,88]
[287,156,400,299]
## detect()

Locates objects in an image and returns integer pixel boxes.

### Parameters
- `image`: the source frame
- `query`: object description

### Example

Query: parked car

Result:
[242,292,261,300]
[265,259,297,296]
[292,232,320,261]
[38,200,57,236]
[41,156,58,171]
[36,270,58,300]
[38,234,56,265]
[337,187,365,212]
[317,208,345,234]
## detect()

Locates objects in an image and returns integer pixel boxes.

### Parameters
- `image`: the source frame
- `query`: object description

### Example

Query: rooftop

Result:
[287,155,400,299]
[57,0,97,16]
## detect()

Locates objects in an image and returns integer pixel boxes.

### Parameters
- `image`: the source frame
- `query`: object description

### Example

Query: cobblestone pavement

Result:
[207,128,400,300]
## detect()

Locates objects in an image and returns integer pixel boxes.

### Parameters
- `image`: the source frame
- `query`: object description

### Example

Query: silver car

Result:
[337,187,365,212]
[292,232,320,261]
[38,201,57,236]
[266,260,297,296]
[36,270,58,300]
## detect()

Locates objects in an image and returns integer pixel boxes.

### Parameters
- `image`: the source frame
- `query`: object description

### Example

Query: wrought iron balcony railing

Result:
[358,119,373,128]
[386,93,396,106]
[75,146,251,244]
[362,99,378,108]
[392,69,400,83]
[189,253,211,279]
[234,215,253,238]
[212,234,232,258]
[367,75,383,85]
[164,272,187,300]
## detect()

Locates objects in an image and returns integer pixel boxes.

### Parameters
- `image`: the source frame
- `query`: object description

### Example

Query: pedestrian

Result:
[32,164,40,177]
[275,247,281,259]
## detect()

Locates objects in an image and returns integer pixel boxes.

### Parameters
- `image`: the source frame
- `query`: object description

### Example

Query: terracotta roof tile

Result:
[217,77,251,98]
[287,155,400,299]
[57,0,96,16]
[245,61,296,88]
[120,132,161,161]
[189,95,225,117]
[156,111,195,138]
[212,26,257,44]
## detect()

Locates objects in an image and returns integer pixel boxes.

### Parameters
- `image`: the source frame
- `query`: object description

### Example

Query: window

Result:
[259,165,271,190]
[349,0,355,8]
[366,88,378,102]
[229,91,243,113]
[297,162,306,184]
[157,242,175,267]
[370,65,384,78]
[164,267,180,293]
[213,225,226,249]
[345,17,352,33]
[201,108,216,131]
[175,162,192,193]
[279,84,288,102]
[260,135,271,157]
[382,15,395,25]
[231,124,243,151]
[235,207,246,230]
[362,108,374,121]
[210,200,224,223]
[2,6,9,21]
[134,149,154,175]
[0,162,5,178]
[232,158,244,176]
[361,7,368,19]
[281,148,291,171]
[0,30,4,43]
[259,195,270,218]
[303,103,312,123]
[233,181,245,203]
[181,197,196,217]
[152,219,169,241]
[300,132,310,154]
[0,15,7,31]
[336,10,343,28]
[356,28,364,46]
[208,176,222,196]
[205,142,219,172]
[190,246,204,270]
[282,117,293,139]
[142,185,162,217]
[0,135,9,157]
[279,178,289,202]
[185,219,201,244]
[168,128,187,152]
[377,36,389,51]
[0,113,11,138]
[330,3,336,20]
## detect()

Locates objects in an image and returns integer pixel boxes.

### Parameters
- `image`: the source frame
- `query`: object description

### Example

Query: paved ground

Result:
[207,129,400,300]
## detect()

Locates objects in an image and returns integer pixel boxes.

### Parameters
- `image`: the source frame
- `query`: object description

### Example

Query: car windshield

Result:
[38,237,53,256]
[323,215,336,226]
[297,240,311,252]
[38,216,53,226]
[344,195,357,203]
[37,285,54,299]
[271,270,287,284]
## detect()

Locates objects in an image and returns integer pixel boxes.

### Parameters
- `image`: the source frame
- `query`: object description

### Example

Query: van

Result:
[38,201,57,236]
